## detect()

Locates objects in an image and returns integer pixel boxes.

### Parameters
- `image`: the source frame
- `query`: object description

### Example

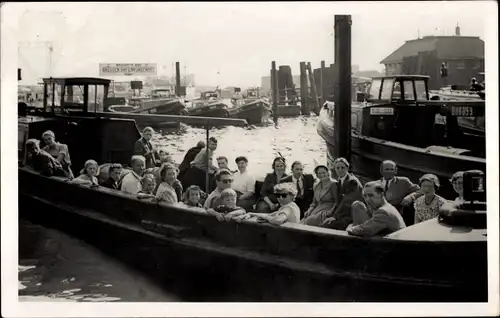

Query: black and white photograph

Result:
[1,1,498,316]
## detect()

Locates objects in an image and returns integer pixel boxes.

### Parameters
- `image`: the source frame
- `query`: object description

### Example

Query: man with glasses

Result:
[204,169,234,209]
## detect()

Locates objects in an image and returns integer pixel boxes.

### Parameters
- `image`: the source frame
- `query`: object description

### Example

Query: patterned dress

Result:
[414,194,447,223]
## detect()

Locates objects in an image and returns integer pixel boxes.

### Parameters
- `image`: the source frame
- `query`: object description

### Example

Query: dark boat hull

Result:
[18,168,487,302]
[276,105,302,117]
[130,98,186,116]
[187,103,230,118]
[229,100,272,125]
[316,108,486,198]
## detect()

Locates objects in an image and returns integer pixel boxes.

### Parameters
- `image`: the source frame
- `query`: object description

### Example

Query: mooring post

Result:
[299,62,308,115]
[320,60,326,107]
[175,62,181,96]
[306,62,320,115]
[205,119,211,193]
[333,15,352,161]
[271,61,279,125]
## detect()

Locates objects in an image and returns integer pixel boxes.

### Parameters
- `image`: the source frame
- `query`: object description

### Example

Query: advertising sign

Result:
[99,63,157,76]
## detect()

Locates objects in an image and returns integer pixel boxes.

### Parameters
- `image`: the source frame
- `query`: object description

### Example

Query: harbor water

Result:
[19,116,328,302]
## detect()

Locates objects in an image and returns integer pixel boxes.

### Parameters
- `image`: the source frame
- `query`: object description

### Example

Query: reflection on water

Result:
[19,220,180,302]
[154,116,327,178]
[19,116,327,302]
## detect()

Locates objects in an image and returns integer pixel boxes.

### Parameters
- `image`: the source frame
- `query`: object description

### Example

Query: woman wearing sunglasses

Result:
[239,182,300,225]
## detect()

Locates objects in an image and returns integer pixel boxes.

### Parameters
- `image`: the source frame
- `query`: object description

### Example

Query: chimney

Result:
[455,23,461,36]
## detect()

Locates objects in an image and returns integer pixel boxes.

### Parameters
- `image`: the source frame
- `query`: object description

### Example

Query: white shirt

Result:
[291,175,304,197]
[232,170,255,194]
[120,171,142,195]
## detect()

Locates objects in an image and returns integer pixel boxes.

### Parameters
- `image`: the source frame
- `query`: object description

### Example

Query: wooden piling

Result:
[320,61,326,107]
[175,62,181,96]
[306,62,320,115]
[299,62,309,115]
[271,61,279,125]
[333,15,352,161]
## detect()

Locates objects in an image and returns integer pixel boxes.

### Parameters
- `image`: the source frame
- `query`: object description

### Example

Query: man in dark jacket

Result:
[280,161,314,219]
[178,140,205,182]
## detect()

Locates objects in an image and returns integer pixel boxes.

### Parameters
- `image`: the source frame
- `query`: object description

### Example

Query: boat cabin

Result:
[151,88,175,99]
[18,77,141,174]
[245,88,260,99]
[201,91,220,100]
[354,75,485,157]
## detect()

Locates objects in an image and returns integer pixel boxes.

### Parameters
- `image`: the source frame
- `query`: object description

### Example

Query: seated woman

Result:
[255,157,288,214]
[300,165,339,227]
[100,163,123,190]
[207,188,246,222]
[180,185,203,208]
[70,159,99,186]
[137,174,157,200]
[41,130,74,178]
[450,171,465,204]
[155,163,183,204]
[24,139,68,178]
[413,174,447,224]
[239,182,300,225]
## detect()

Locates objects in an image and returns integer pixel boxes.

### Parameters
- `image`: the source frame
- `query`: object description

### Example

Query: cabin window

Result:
[368,79,382,99]
[392,81,402,100]
[47,83,62,108]
[380,78,395,100]
[64,85,84,105]
[87,85,105,112]
[414,80,428,100]
[403,80,415,100]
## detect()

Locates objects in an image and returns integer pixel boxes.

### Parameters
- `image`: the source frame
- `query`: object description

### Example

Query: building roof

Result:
[380,36,484,64]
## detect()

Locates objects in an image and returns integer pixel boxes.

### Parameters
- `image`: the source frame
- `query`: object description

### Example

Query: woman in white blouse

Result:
[155,163,183,204]
[70,159,99,186]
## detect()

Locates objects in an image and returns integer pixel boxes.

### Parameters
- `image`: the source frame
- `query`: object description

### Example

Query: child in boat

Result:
[137,174,157,200]
[71,159,99,187]
[207,188,246,222]
[182,185,203,208]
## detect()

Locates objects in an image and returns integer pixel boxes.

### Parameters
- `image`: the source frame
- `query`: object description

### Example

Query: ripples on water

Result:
[154,115,327,178]
[19,116,327,302]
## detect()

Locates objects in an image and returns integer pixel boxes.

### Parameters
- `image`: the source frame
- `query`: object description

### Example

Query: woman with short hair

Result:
[41,130,74,178]
[450,171,465,204]
[71,159,99,186]
[413,174,447,224]
[155,163,183,204]
[255,157,288,214]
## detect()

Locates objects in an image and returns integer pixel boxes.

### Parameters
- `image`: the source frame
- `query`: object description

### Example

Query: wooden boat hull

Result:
[19,168,487,301]
[130,98,186,116]
[316,108,486,198]
[228,100,272,125]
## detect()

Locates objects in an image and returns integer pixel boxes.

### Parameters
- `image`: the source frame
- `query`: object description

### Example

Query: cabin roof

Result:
[371,75,430,80]
[42,77,112,85]
[380,36,484,64]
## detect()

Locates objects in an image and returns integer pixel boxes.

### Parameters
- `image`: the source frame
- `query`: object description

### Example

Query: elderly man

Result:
[347,181,406,237]
[279,161,314,219]
[134,126,160,169]
[121,155,146,195]
[379,160,423,225]
[204,169,234,209]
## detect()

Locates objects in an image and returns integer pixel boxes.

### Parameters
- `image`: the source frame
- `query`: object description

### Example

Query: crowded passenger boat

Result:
[22,124,481,235]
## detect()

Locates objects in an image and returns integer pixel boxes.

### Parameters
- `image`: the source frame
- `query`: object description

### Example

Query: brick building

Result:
[380,27,484,90]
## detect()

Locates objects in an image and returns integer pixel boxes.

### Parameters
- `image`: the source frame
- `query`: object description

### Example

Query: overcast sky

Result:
[10,2,491,87]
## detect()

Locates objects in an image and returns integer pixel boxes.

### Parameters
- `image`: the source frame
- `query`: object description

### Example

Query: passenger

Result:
[71,159,99,186]
[137,174,157,200]
[159,149,175,164]
[204,169,233,209]
[100,163,123,190]
[178,141,205,181]
[181,185,203,208]
[321,157,363,230]
[24,139,68,177]
[183,137,218,191]
[216,156,237,173]
[300,165,339,226]
[120,155,146,195]
[413,174,447,224]
[255,157,288,214]
[134,126,160,169]
[155,163,183,204]
[279,161,314,219]
[347,181,406,237]
[232,156,256,211]
[207,188,246,222]
[450,171,465,204]
[244,183,300,225]
[41,130,74,178]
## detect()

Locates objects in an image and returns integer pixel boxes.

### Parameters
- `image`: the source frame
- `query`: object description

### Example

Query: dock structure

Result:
[271,61,279,125]
[299,62,309,115]
[333,15,352,161]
